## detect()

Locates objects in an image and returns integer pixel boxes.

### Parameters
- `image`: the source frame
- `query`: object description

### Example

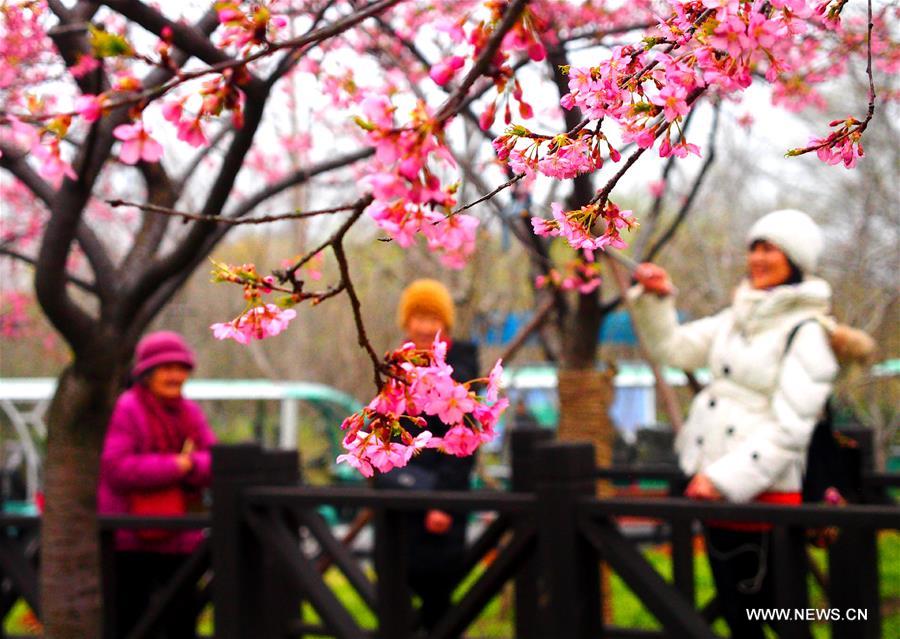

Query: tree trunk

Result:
[557,293,614,479]
[41,365,123,639]
[557,368,616,478]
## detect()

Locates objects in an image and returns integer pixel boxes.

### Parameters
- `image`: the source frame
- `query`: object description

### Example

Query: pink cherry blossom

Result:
[113,122,163,165]
[69,54,100,79]
[434,424,482,457]
[32,139,77,186]
[74,95,102,122]
[429,55,465,86]
[210,303,297,343]
[176,118,208,147]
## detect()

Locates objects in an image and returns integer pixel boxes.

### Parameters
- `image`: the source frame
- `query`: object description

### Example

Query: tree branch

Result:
[174,125,233,192]
[47,0,107,97]
[630,107,699,258]
[226,148,374,220]
[265,0,348,86]
[644,104,720,261]
[0,246,97,294]
[0,144,56,208]
[497,296,556,365]
[75,223,116,304]
[120,79,272,325]
[328,200,383,389]
[119,160,177,290]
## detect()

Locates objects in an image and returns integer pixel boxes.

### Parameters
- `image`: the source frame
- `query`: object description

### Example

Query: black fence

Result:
[1,429,899,639]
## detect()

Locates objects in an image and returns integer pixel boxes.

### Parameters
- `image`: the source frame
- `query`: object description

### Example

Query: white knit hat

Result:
[746,209,823,274]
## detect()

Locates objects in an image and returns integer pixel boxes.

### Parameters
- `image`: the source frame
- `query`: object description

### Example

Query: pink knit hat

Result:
[132,331,196,379]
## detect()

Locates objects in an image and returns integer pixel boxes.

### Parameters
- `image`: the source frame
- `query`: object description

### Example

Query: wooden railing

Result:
[1,429,898,639]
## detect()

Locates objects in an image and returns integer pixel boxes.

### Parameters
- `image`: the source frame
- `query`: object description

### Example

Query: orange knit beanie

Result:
[397,279,455,329]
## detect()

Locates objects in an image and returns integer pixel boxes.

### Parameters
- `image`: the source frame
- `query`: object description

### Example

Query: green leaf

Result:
[88,25,133,59]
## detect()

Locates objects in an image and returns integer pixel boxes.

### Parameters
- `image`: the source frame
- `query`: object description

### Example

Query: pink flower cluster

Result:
[358,96,479,269]
[208,260,301,343]
[216,2,287,54]
[161,68,246,148]
[548,0,844,167]
[493,128,616,180]
[535,255,603,294]
[474,5,547,131]
[211,303,297,344]
[531,201,635,252]
[429,55,465,86]
[789,116,865,168]
[337,336,508,477]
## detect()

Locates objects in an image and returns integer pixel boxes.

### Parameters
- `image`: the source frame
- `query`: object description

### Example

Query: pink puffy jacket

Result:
[97,387,216,553]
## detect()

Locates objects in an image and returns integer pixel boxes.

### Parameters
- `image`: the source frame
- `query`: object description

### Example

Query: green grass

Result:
[6,532,899,638]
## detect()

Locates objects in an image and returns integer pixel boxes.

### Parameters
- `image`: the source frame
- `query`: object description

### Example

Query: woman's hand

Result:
[685,473,722,500]
[425,509,453,534]
[174,453,194,476]
[634,263,674,296]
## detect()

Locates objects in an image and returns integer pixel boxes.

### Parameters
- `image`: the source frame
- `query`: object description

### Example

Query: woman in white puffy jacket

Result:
[631,209,836,639]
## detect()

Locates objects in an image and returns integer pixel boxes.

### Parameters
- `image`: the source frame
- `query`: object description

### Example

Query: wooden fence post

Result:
[667,477,695,607]
[211,444,300,639]
[533,441,601,639]
[374,505,411,639]
[510,426,553,639]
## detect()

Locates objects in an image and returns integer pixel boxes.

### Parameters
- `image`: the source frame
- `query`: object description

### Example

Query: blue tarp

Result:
[480,310,640,346]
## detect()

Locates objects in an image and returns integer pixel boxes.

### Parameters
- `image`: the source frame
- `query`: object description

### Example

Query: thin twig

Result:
[333,236,384,390]
[605,256,684,433]
[645,103,720,261]
[106,199,361,225]
[450,173,526,216]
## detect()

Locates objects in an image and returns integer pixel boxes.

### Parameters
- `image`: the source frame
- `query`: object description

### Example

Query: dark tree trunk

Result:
[41,359,126,638]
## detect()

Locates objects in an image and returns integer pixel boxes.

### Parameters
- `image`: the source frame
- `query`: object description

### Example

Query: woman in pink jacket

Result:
[98,331,216,639]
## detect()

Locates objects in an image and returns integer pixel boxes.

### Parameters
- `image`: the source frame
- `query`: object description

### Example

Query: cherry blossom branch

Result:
[110,0,404,100]
[560,8,716,137]
[433,0,530,124]
[317,196,384,389]
[786,0,876,159]
[106,199,361,225]
[102,0,266,96]
[589,87,706,208]
[2,0,405,125]
[451,173,526,216]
